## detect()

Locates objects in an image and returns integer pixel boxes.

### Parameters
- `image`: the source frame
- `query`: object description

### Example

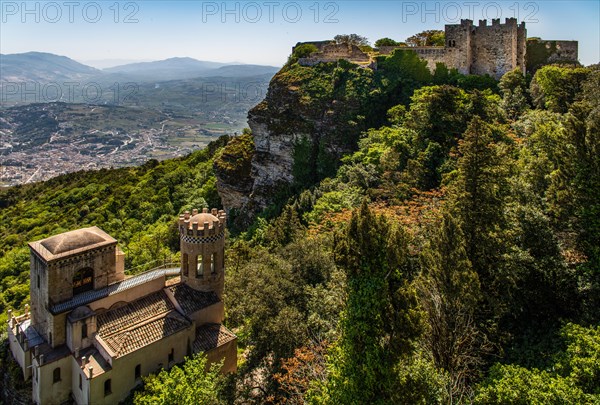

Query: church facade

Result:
[7,208,236,405]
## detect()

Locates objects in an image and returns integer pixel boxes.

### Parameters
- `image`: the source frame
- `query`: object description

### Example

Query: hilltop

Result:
[1,41,599,404]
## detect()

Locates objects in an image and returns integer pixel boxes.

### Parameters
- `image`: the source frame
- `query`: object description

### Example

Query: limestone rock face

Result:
[215,64,373,222]
[215,70,316,217]
[247,103,302,211]
[213,133,255,213]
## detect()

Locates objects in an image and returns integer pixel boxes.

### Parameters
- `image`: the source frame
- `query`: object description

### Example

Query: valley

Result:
[0,102,237,186]
[0,53,277,186]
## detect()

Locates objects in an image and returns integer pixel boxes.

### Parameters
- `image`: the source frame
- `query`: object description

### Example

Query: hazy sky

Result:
[1,0,598,67]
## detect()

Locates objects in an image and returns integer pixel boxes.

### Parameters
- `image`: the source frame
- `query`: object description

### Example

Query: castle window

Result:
[182,253,189,277]
[82,323,88,339]
[135,364,141,380]
[73,267,94,296]
[211,253,216,274]
[53,367,61,383]
[37,274,40,289]
[168,348,174,363]
[104,379,112,396]
[79,374,82,390]
[197,256,204,277]
[49,332,52,346]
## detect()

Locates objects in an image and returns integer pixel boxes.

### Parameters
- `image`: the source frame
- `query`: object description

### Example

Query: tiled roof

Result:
[101,312,190,358]
[76,347,111,377]
[193,324,236,352]
[168,283,220,315]
[19,319,44,347]
[51,268,180,314]
[96,290,174,336]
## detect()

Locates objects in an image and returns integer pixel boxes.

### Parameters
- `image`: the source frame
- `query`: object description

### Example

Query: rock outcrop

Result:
[215,62,378,221]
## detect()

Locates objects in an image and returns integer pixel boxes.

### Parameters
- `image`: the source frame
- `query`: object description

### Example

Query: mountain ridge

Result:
[0,52,279,83]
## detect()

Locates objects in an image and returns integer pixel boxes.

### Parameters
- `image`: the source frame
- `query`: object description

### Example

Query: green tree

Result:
[499,68,530,120]
[530,65,589,113]
[474,323,600,403]
[134,354,223,405]
[450,117,508,277]
[317,201,423,404]
[334,34,370,47]
[406,30,445,47]
[418,211,484,400]
[374,37,401,47]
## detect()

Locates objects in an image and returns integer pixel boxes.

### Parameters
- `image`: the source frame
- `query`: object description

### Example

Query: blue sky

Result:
[1,1,598,67]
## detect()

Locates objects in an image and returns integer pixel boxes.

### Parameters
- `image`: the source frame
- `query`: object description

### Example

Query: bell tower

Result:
[178,208,227,299]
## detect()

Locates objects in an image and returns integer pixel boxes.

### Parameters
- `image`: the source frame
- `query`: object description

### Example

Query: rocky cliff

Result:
[214,60,383,222]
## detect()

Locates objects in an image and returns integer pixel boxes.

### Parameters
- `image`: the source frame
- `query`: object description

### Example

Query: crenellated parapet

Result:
[178,208,227,240]
[179,208,227,299]
[297,18,576,80]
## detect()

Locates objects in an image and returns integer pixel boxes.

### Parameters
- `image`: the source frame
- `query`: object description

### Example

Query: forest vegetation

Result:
[0,45,599,404]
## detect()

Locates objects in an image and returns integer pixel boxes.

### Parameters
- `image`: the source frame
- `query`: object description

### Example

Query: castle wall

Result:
[294,19,577,80]
[32,354,72,405]
[379,47,446,72]
[205,338,237,374]
[93,326,195,405]
[298,42,371,66]
[470,18,518,78]
[444,19,473,75]
[545,40,579,63]
[517,22,527,74]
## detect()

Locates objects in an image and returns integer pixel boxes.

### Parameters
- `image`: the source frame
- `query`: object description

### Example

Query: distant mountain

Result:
[0,52,101,82]
[0,52,279,105]
[207,64,280,77]
[103,58,279,80]
[103,57,228,80]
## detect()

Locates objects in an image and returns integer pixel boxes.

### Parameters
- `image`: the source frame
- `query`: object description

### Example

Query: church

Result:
[7,208,237,405]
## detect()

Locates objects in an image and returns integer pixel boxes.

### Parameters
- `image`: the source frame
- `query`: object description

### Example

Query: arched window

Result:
[82,323,88,339]
[53,367,61,383]
[197,256,203,277]
[135,364,141,379]
[182,253,189,277]
[73,267,94,295]
[104,379,112,396]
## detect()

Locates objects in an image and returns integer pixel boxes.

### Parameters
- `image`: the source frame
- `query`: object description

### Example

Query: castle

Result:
[7,208,236,405]
[297,18,578,79]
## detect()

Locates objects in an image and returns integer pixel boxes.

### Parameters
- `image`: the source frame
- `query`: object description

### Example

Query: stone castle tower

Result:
[178,208,227,299]
[297,17,580,80]
[445,18,526,77]
[9,212,236,405]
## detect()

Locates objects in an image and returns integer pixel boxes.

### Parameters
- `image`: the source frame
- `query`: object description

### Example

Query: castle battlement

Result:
[297,19,576,79]
[179,208,227,239]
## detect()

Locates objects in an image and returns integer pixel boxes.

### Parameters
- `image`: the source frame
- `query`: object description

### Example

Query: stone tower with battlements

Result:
[445,18,527,78]
[178,208,227,299]
[298,17,573,80]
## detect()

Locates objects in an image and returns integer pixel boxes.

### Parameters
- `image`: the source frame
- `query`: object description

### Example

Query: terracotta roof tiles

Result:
[193,323,236,352]
[168,283,220,315]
